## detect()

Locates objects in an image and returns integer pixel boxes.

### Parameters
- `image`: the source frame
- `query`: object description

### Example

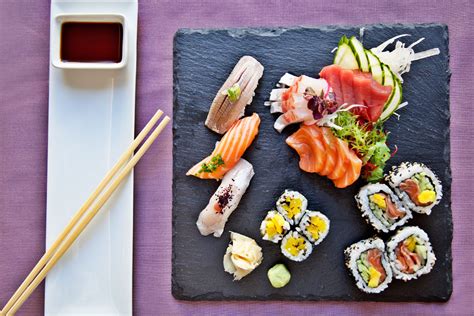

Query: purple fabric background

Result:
[0,0,472,315]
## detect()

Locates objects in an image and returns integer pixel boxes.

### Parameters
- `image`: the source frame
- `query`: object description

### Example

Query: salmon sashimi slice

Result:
[187,113,260,179]
[319,64,392,122]
[332,137,362,188]
[286,125,362,188]
[309,128,327,173]
[327,138,347,180]
[319,128,337,176]
[285,125,325,173]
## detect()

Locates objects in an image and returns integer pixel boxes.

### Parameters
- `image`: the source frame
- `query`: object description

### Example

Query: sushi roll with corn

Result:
[385,162,442,215]
[260,210,291,243]
[280,231,313,262]
[276,190,308,225]
[386,226,436,281]
[355,183,412,233]
[298,211,330,245]
[344,237,393,293]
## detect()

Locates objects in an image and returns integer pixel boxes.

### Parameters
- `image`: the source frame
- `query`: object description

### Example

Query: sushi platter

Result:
[172,24,451,301]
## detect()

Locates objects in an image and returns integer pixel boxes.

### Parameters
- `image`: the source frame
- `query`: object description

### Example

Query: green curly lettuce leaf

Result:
[331,111,391,182]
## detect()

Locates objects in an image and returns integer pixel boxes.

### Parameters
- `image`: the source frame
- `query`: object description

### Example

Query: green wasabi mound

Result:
[267,264,291,288]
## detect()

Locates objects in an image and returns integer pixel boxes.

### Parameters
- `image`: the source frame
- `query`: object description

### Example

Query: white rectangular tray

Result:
[45,1,137,315]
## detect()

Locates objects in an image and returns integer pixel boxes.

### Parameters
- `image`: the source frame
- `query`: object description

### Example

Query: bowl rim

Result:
[51,13,128,70]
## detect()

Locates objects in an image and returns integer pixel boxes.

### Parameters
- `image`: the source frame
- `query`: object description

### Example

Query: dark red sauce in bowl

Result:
[60,22,123,63]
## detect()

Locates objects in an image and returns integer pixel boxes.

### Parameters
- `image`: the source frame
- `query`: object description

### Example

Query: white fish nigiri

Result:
[196,159,254,237]
[205,56,264,134]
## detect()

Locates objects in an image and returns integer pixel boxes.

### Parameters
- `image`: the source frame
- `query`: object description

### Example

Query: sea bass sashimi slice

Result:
[196,159,255,237]
[187,113,260,179]
[286,125,362,188]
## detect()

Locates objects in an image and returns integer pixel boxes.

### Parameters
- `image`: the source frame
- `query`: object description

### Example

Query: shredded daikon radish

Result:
[359,27,365,41]
[397,101,408,110]
[371,35,440,82]
[391,102,409,120]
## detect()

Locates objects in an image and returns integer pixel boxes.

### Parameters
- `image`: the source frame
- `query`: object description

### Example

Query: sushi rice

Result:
[344,237,393,293]
[386,226,436,281]
[385,162,442,215]
[276,190,308,225]
[298,211,330,245]
[355,183,412,233]
[280,231,313,262]
[260,210,291,243]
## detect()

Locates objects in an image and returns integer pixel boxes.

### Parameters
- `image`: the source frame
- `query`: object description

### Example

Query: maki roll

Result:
[276,190,308,224]
[386,226,436,281]
[298,211,330,245]
[386,162,442,215]
[344,237,393,293]
[260,210,291,243]
[355,183,412,233]
[281,231,313,262]
[262,189,329,261]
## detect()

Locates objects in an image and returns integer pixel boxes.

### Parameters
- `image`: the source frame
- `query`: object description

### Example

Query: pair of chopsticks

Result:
[1,109,170,315]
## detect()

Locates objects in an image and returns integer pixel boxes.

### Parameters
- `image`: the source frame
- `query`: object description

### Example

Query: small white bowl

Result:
[51,14,128,70]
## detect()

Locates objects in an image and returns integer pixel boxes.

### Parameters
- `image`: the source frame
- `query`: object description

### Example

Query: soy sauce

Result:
[60,22,123,63]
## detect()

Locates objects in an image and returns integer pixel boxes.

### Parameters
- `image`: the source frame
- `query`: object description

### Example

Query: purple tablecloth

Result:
[0,1,472,315]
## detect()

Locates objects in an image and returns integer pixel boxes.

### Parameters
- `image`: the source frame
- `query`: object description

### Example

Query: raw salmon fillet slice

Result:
[286,124,362,188]
[187,113,260,180]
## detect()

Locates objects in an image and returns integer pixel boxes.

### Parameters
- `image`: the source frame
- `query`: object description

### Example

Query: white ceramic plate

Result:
[45,1,137,315]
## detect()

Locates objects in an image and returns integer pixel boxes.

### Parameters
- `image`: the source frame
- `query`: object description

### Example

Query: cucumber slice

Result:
[338,35,350,45]
[349,37,370,72]
[360,270,370,283]
[380,78,403,121]
[415,245,428,260]
[366,50,384,85]
[382,64,394,87]
[334,43,359,70]
[334,42,349,65]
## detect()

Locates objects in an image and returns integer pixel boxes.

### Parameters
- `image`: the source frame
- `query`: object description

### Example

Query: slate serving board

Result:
[172,24,451,301]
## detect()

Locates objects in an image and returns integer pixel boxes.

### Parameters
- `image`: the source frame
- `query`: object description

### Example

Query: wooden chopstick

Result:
[1,110,170,315]
[1,109,163,315]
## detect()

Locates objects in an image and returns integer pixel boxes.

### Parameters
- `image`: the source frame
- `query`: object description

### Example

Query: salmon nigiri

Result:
[187,113,260,180]
[286,124,362,188]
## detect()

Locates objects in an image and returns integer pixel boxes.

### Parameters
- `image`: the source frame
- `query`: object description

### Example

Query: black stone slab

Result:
[172,24,451,301]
